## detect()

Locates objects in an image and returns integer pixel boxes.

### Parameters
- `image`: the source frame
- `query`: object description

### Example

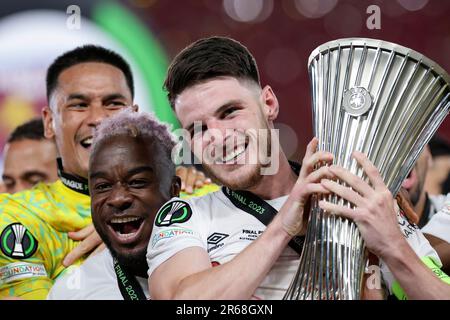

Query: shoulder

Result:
[429,193,450,213]
[158,191,225,226]
[0,181,62,224]
[48,250,115,300]
[0,184,57,249]
[422,195,450,243]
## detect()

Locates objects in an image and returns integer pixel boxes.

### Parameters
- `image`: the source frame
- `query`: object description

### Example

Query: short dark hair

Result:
[7,118,45,143]
[164,36,260,108]
[46,45,134,101]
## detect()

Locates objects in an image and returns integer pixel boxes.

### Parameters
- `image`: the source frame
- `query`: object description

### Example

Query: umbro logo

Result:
[207,232,229,245]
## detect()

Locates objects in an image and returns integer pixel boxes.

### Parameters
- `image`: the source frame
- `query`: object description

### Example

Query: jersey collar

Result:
[57,158,90,196]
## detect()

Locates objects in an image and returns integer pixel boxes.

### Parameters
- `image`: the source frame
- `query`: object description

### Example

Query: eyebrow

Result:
[89,166,154,180]
[67,93,89,101]
[102,93,127,102]
[66,93,127,102]
[185,100,241,133]
[126,166,153,178]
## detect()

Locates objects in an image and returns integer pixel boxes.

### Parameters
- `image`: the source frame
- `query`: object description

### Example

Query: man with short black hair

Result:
[2,118,58,194]
[0,44,215,299]
[0,44,216,299]
[0,44,136,299]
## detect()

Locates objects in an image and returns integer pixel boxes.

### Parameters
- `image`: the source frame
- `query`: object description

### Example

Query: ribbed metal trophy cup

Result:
[284,38,450,300]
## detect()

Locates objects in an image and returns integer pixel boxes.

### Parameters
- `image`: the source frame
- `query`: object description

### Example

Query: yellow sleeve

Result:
[1,277,53,300]
[181,183,221,199]
[0,196,55,299]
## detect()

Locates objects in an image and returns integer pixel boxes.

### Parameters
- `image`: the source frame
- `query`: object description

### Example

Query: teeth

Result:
[222,145,246,163]
[116,231,137,239]
[110,216,140,224]
[81,137,93,145]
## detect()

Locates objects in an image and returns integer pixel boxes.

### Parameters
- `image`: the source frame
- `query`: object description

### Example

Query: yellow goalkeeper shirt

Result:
[0,180,91,299]
[0,178,219,299]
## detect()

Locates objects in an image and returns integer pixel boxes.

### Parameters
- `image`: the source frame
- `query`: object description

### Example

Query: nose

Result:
[107,184,133,212]
[87,104,109,128]
[202,119,227,146]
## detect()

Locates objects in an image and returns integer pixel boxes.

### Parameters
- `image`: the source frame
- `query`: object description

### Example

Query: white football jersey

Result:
[422,193,450,243]
[147,190,441,299]
[47,249,149,300]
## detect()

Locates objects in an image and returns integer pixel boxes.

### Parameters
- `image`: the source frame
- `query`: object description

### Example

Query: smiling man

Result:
[48,109,180,299]
[0,45,136,299]
[0,45,215,299]
[146,36,447,300]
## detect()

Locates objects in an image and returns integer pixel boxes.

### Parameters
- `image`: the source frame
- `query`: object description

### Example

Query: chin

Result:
[207,163,262,190]
[114,244,146,261]
[111,242,148,272]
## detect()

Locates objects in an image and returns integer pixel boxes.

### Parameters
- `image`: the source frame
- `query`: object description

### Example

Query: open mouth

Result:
[217,136,250,164]
[80,137,93,150]
[221,143,247,163]
[108,216,145,243]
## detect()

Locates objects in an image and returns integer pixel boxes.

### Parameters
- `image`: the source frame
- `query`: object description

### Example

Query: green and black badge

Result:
[0,223,38,259]
[155,200,192,227]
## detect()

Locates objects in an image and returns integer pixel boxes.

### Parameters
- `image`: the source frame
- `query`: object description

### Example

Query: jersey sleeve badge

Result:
[155,200,192,227]
[0,223,38,259]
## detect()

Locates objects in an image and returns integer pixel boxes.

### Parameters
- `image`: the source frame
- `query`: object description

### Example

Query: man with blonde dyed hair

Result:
[49,109,216,299]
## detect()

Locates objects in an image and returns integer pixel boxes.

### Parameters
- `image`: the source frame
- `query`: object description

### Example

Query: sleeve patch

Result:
[0,223,38,259]
[151,227,194,247]
[155,200,192,227]
[0,262,47,284]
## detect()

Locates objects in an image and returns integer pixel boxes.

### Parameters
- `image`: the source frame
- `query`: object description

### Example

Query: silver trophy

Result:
[285,38,450,300]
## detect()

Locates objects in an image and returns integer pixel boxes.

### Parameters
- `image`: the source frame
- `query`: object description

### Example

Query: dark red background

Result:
[130,0,450,158]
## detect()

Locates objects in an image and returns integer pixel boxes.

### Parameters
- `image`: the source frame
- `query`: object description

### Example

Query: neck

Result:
[246,150,297,200]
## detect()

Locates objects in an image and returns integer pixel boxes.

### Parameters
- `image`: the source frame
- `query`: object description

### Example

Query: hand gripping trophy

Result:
[285,38,450,300]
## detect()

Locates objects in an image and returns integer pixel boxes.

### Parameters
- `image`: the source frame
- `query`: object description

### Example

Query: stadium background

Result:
[0,0,449,175]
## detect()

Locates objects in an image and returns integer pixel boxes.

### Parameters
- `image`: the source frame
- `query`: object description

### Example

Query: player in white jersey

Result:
[423,194,450,244]
[48,249,150,300]
[147,36,450,300]
[399,143,450,274]
[48,109,217,300]
[149,192,295,299]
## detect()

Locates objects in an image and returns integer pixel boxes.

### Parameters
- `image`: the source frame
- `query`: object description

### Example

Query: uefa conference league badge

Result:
[0,223,38,259]
[155,200,192,227]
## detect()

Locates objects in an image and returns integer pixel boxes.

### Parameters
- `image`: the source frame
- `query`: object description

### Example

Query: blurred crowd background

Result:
[0,0,449,176]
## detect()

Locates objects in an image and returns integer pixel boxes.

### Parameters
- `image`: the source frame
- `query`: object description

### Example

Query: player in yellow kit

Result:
[0,45,218,299]
[0,179,91,298]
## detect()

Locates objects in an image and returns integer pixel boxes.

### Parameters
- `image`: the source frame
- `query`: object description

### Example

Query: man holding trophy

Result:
[146,36,450,300]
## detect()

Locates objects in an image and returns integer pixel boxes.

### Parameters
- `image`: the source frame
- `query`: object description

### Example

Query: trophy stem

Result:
[284,199,367,300]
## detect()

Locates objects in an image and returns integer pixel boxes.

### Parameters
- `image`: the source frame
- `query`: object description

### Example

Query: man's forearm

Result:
[383,241,450,300]
[174,216,291,299]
